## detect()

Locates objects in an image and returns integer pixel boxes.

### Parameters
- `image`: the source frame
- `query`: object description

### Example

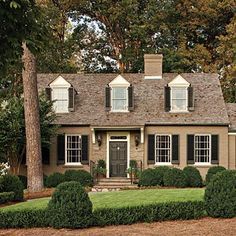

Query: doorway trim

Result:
[106,132,130,178]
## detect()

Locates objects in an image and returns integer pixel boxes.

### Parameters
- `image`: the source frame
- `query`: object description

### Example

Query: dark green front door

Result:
[109,141,127,177]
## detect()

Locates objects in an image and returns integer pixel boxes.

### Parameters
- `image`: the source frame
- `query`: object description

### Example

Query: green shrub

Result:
[64,170,93,187]
[183,166,203,187]
[163,168,187,188]
[47,181,93,228]
[154,166,171,186]
[139,168,161,186]
[205,170,236,218]
[18,175,27,189]
[0,192,15,204]
[44,172,65,188]
[205,166,226,185]
[93,201,205,226]
[2,175,24,201]
[0,209,48,228]
[97,160,106,169]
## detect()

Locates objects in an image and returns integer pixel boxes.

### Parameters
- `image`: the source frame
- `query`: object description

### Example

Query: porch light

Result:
[135,134,140,146]
[97,134,102,146]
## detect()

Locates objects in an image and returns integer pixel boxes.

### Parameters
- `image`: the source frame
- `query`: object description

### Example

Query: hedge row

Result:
[0,192,14,204]
[0,201,205,228]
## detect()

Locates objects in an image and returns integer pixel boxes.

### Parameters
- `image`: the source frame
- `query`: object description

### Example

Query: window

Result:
[52,88,68,113]
[171,87,187,111]
[194,135,211,163]
[111,87,128,111]
[155,135,171,163]
[66,135,81,164]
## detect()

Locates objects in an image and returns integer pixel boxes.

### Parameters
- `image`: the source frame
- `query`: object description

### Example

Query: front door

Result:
[109,141,127,177]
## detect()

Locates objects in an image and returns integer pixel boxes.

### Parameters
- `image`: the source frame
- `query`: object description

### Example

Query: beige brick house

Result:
[22,54,236,179]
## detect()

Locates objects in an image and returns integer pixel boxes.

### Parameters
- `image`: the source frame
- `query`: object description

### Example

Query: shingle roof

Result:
[226,103,236,131]
[37,73,229,126]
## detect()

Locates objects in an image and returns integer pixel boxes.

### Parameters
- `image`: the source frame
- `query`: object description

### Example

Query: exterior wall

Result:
[145,126,229,179]
[228,135,236,170]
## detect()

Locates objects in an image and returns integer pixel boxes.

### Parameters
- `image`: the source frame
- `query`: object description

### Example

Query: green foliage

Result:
[163,168,188,188]
[2,175,24,201]
[0,192,15,204]
[17,175,27,189]
[205,166,226,185]
[64,170,93,187]
[205,170,236,218]
[47,181,93,228]
[97,159,106,169]
[44,172,65,188]
[183,167,203,187]
[93,201,205,226]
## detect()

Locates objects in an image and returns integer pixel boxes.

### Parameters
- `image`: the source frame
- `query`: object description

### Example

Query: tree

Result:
[0,94,57,175]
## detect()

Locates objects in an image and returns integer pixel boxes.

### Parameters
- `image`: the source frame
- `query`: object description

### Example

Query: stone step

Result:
[96,182,133,186]
[93,185,138,191]
[97,178,132,183]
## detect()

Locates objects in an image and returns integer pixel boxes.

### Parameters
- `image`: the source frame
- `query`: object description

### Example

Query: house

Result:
[21,54,236,179]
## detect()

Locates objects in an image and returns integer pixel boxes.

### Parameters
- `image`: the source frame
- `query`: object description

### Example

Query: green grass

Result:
[0,188,204,212]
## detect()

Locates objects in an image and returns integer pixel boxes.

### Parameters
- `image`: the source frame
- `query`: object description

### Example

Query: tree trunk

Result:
[22,42,43,192]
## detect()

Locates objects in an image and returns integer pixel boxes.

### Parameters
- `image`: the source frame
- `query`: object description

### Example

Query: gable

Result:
[49,75,71,88]
[168,75,190,87]
[109,75,130,86]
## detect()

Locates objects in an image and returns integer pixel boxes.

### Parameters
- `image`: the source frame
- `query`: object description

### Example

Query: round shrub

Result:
[2,175,24,201]
[163,168,187,188]
[183,166,203,187]
[205,166,226,185]
[45,172,65,188]
[18,175,27,189]
[47,181,93,228]
[64,170,93,187]
[139,168,162,186]
[154,166,171,186]
[205,170,236,218]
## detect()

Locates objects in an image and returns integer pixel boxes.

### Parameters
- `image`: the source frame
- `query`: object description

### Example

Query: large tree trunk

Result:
[22,42,43,192]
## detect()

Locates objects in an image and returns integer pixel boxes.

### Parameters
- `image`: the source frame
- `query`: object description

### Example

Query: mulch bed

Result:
[24,188,55,200]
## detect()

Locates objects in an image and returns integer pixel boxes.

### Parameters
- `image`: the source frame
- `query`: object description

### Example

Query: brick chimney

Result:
[144,54,163,79]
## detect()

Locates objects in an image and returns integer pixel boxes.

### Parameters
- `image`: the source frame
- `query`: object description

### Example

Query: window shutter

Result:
[148,135,155,164]
[211,135,219,164]
[164,86,170,112]
[42,146,50,165]
[128,85,134,111]
[188,86,194,111]
[57,134,65,165]
[68,87,75,111]
[45,87,51,100]
[22,151,26,165]
[187,134,195,164]
[172,135,179,164]
[81,135,89,164]
[105,86,111,111]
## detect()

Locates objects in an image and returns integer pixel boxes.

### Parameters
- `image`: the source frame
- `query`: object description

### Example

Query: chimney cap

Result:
[144,54,163,59]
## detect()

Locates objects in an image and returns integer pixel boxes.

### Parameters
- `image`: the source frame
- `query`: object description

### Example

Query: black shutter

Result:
[42,146,50,165]
[187,135,195,164]
[57,135,65,165]
[148,135,155,164]
[128,85,134,111]
[81,135,89,164]
[188,86,194,111]
[105,86,111,111]
[68,87,75,111]
[45,87,51,100]
[211,135,219,164]
[164,86,170,112]
[172,135,179,164]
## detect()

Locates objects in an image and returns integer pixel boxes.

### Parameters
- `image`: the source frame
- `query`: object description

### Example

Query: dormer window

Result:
[112,87,128,111]
[46,76,76,113]
[164,75,194,112]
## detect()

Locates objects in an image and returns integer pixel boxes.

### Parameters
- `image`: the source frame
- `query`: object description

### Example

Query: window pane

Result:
[194,135,210,163]
[172,88,186,99]
[155,135,171,163]
[52,88,68,112]
[172,99,187,110]
[66,135,81,163]
[113,87,126,99]
[171,87,187,111]
[113,99,126,110]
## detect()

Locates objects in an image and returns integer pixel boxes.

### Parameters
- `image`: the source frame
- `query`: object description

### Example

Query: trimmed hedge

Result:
[163,168,187,188]
[205,170,236,218]
[2,175,24,201]
[0,200,205,228]
[18,175,27,189]
[47,181,93,228]
[205,166,226,185]
[0,192,14,204]
[64,170,93,187]
[44,172,65,188]
[183,166,203,187]
[93,201,205,226]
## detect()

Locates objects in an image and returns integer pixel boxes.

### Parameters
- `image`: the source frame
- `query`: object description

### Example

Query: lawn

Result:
[0,188,204,212]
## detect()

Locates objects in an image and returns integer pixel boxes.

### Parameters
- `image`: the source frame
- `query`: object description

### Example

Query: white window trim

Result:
[155,134,172,165]
[65,134,82,166]
[110,85,129,112]
[194,134,211,165]
[170,86,188,113]
[51,86,70,113]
